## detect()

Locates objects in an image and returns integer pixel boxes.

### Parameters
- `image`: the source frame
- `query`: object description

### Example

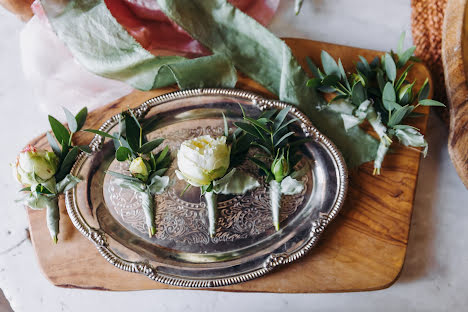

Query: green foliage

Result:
[234,106,307,182]
[305,32,446,165]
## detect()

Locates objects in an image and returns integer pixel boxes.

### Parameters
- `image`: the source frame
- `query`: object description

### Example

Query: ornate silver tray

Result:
[66,88,348,287]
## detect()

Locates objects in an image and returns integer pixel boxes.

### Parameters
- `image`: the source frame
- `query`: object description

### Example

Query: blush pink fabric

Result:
[105,0,280,57]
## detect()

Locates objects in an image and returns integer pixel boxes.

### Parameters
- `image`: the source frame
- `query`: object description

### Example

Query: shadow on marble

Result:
[398,112,447,283]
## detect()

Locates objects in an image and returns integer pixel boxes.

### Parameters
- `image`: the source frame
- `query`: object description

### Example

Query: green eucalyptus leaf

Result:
[259,110,276,120]
[321,50,340,76]
[83,129,117,139]
[397,46,416,68]
[153,167,168,177]
[351,82,367,106]
[235,122,265,140]
[273,118,298,135]
[125,113,142,151]
[63,107,78,133]
[244,117,270,133]
[305,56,322,78]
[139,138,164,154]
[382,82,397,111]
[75,107,88,131]
[249,156,273,178]
[116,146,131,161]
[418,78,430,101]
[48,115,70,148]
[384,53,397,82]
[46,132,61,157]
[418,99,445,107]
[338,59,350,89]
[306,78,321,88]
[56,146,79,182]
[321,75,340,88]
[377,70,385,92]
[397,32,405,55]
[388,105,413,127]
[155,146,170,165]
[251,141,272,156]
[274,131,294,147]
[273,107,290,130]
[357,56,371,76]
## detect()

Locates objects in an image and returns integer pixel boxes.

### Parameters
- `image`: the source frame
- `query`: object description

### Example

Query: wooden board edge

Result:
[442,0,468,188]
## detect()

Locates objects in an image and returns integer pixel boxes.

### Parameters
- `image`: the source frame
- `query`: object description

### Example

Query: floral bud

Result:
[13,145,59,186]
[271,150,289,182]
[129,157,150,182]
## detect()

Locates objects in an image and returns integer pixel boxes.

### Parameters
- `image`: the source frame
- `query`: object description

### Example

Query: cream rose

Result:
[176,135,230,186]
[13,145,59,186]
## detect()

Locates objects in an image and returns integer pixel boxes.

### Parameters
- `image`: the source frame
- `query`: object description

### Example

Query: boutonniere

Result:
[87,111,172,237]
[176,114,259,237]
[235,106,308,230]
[13,107,90,243]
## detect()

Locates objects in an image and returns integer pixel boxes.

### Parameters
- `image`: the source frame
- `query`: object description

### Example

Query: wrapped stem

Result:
[373,140,390,175]
[204,191,218,238]
[269,180,281,231]
[45,197,59,244]
[140,190,156,237]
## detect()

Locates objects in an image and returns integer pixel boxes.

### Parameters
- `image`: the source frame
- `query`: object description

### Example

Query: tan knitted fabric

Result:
[411,0,450,120]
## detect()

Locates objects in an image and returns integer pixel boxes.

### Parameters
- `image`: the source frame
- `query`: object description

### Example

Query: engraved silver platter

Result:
[66,88,348,287]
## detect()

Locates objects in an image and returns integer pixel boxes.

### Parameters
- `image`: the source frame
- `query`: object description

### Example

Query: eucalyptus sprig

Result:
[235,106,307,230]
[306,32,445,174]
[85,111,171,237]
[14,107,89,243]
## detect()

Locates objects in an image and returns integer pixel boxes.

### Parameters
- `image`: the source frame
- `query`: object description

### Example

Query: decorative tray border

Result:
[65,88,348,287]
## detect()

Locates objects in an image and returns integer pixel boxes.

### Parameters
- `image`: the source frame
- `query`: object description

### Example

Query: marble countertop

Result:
[1,1,467,311]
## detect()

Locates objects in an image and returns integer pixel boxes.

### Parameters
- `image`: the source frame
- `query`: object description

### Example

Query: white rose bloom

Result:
[176,135,230,186]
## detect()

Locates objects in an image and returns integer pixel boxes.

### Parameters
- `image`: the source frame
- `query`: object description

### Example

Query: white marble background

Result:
[1,0,468,311]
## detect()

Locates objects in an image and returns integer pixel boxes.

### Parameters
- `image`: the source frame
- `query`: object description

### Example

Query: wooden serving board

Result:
[26,38,431,293]
[442,0,468,188]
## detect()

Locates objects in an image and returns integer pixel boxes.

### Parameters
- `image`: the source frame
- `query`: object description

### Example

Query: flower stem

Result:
[269,180,281,231]
[140,190,156,237]
[205,191,218,238]
[45,197,60,243]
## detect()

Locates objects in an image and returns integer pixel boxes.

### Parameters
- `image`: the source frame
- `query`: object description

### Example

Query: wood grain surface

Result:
[26,38,431,293]
[442,0,468,188]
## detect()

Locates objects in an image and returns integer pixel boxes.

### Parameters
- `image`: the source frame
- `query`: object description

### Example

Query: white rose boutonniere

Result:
[176,115,259,237]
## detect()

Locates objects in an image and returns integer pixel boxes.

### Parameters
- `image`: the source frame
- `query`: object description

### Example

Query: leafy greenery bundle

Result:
[235,106,307,230]
[305,33,444,174]
[14,107,89,243]
[86,111,171,237]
